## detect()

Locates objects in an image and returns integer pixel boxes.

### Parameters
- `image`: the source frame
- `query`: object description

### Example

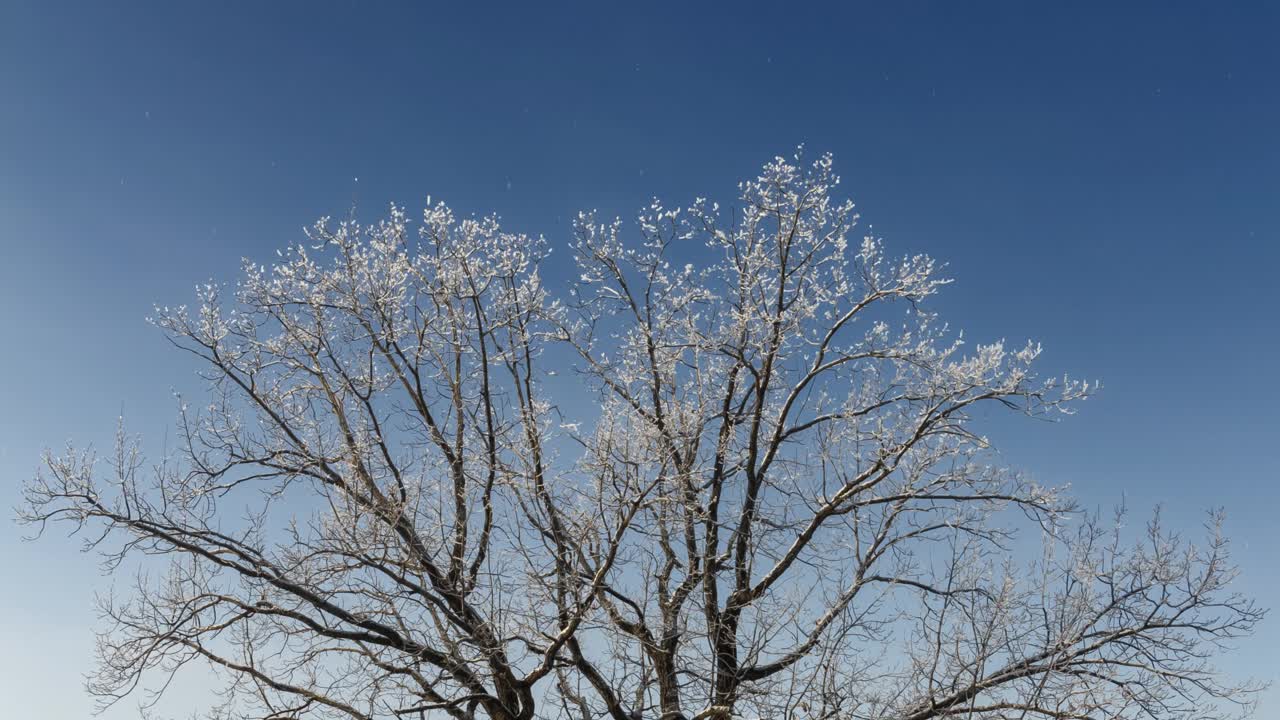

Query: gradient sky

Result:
[2,2,1277,717]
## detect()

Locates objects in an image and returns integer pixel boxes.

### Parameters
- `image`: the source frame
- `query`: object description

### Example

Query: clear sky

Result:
[2,2,1277,717]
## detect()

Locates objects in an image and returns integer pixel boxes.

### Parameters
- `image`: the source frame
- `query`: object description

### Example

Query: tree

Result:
[21,153,1264,720]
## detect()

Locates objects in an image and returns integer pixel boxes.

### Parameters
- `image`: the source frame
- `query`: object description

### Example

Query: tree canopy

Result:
[22,153,1264,720]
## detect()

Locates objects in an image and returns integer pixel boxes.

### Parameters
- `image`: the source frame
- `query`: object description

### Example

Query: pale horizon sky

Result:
[2,2,1277,717]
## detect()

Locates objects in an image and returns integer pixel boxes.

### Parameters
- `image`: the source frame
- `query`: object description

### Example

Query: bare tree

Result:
[21,153,1264,720]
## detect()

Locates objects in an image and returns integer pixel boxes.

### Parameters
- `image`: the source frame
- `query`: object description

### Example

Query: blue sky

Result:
[2,1,1277,716]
